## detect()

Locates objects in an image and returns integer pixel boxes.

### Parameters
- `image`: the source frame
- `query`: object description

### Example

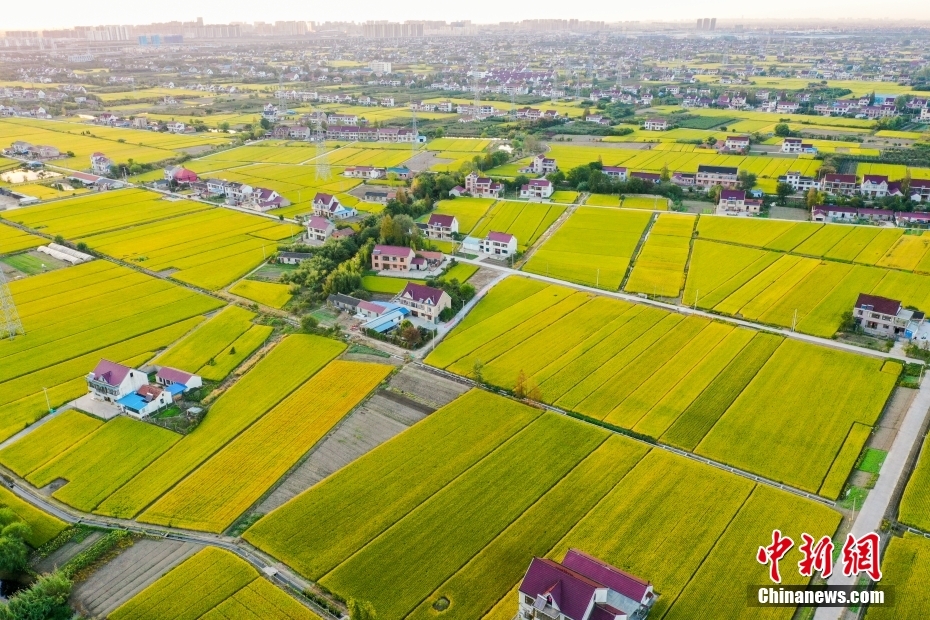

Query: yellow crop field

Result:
[866,534,930,620]
[5,189,299,289]
[96,335,345,519]
[471,201,565,250]
[0,410,103,477]
[625,213,695,297]
[0,222,44,254]
[0,485,67,547]
[432,197,496,234]
[229,280,293,309]
[585,193,622,207]
[876,233,930,271]
[154,306,257,373]
[27,417,181,512]
[140,360,392,532]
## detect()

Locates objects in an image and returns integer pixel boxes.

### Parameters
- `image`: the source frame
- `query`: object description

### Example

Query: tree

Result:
[472,359,485,384]
[400,324,421,346]
[774,123,791,137]
[0,572,73,620]
[806,187,824,209]
[259,117,271,131]
[707,184,723,203]
[737,170,757,191]
[348,600,378,620]
[300,315,319,333]
[776,182,793,205]
[660,163,670,183]
[705,136,717,146]
[0,509,31,575]
[513,369,527,399]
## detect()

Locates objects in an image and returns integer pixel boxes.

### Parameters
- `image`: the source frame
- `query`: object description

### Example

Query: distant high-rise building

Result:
[702,18,711,30]
[369,61,392,74]
[696,18,703,30]
[710,18,717,31]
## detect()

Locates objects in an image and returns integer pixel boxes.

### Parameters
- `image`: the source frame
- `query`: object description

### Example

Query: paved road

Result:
[449,255,925,365]
[813,380,930,620]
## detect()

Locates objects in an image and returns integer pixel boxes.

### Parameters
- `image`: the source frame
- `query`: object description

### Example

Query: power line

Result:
[0,263,25,341]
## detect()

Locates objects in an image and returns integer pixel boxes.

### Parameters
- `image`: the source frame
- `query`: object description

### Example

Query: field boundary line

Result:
[619,210,659,291]
[414,362,839,509]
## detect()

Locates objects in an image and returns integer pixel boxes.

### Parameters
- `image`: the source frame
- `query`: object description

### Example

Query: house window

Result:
[524,595,534,605]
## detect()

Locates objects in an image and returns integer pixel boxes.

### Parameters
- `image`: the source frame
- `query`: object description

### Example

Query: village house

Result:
[164,166,198,185]
[781,137,803,153]
[671,172,696,187]
[630,172,661,184]
[371,245,416,272]
[344,166,386,180]
[90,152,113,176]
[696,165,739,189]
[426,214,458,240]
[166,121,187,133]
[393,282,451,324]
[520,179,554,199]
[909,179,930,202]
[723,135,750,151]
[86,360,147,403]
[519,153,558,175]
[249,188,290,212]
[853,293,923,338]
[602,166,628,181]
[154,367,202,393]
[821,174,859,196]
[464,171,503,198]
[859,175,892,198]
[518,549,656,620]
[312,193,356,219]
[716,189,761,216]
[643,118,668,131]
[278,251,312,265]
[778,171,820,193]
[811,205,858,223]
[305,216,336,243]
[480,231,518,257]
[117,384,174,419]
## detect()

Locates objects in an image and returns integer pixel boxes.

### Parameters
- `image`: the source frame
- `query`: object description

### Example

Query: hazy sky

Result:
[4,0,930,30]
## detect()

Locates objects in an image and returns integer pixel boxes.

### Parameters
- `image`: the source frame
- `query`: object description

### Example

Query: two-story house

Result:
[372,245,416,271]
[426,214,458,240]
[520,179,554,199]
[480,231,518,257]
[86,360,148,403]
[312,193,357,220]
[853,293,918,338]
[393,282,451,323]
[696,165,739,189]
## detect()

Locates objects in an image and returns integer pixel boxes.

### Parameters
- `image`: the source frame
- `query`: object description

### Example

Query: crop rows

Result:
[95,335,345,519]
[431,198,496,234]
[199,325,274,381]
[248,390,843,620]
[0,410,103,477]
[229,280,293,309]
[154,306,257,374]
[427,277,896,493]
[818,423,872,500]
[523,207,652,289]
[471,201,565,250]
[140,360,392,532]
[899,433,930,532]
[624,213,695,297]
[0,222,43,254]
[867,534,930,620]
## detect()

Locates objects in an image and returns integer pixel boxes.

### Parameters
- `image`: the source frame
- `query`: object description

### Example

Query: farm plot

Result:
[0,485,67,547]
[95,335,345,519]
[426,276,897,494]
[866,534,930,620]
[430,198,496,234]
[0,222,45,254]
[139,360,392,532]
[26,416,181,512]
[229,280,292,309]
[0,261,220,441]
[471,201,564,250]
[109,547,319,620]
[523,207,652,289]
[899,433,930,532]
[8,189,300,290]
[624,213,695,297]
[426,138,493,152]
[153,306,260,377]
[247,390,841,620]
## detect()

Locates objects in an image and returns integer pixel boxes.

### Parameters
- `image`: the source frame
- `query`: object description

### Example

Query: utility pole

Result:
[43,387,52,413]
[792,308,798,332]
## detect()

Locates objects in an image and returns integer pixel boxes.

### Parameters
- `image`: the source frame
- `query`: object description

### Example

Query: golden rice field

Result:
[0,222,44,255]
[865,534,930,620]
[470,201,565,250]
[94,335,344,521]
[5,189,301,290]
[523,207,652,289]
[0,261,220,442]
[624,213,695,297]
[0,484,67,547]
[0,118,232,165]
[246,389,840,620]
[140,359,391,532]
[229,280,293,309]
[431,198,496,234]
[899,432,930,532]
[154,305,272,381]
[110,547,320,620]
[425,277,896,494]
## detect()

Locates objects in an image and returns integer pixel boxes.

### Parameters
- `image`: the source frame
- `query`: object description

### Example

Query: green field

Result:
[246,389,840,620]
[425,276,896,494]
[471,201,564,250]
[431,198,496,234]
[523,207,652,289]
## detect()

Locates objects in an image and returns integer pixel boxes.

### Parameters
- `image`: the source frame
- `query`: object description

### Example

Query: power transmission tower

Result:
[0,266,25,341]
[314,120,329,181]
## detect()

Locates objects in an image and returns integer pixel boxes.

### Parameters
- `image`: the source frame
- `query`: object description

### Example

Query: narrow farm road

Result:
[448,255,927,365]
[812,379,930,620]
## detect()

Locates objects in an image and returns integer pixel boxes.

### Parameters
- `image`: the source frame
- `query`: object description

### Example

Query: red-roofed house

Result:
[821,174,858,196]
[860,175,890,198]
[853,293,913,337]
[518,549,656,620]
[897,212,930,227]
[480,231,518,257]
[602,166,628,181]
[86,359,147,402]
[312,192,356,220]
[716,189,761,216]
[464,172,503,198]
[426,214,458,240]
[724,135,751,151]
[90,152,113,176]
[519,153,558,175]
[393,282,451,323]
[155,367,203,392]
[520,179,554,199]
[306,216,335,242]
[372,245,416,271]
[164,166,198,184]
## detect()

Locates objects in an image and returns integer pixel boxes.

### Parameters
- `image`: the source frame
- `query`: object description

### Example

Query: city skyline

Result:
[4,0,930,32]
